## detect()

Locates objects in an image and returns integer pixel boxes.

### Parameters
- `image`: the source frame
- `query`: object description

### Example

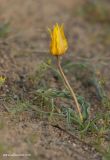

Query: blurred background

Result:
[0,0,109,55]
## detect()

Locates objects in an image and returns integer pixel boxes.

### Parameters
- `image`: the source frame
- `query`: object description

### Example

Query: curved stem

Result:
[56,56,83,122]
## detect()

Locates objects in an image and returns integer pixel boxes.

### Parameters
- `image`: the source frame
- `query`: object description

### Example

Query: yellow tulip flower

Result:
[0,76,6,86]
[49,24,68,56]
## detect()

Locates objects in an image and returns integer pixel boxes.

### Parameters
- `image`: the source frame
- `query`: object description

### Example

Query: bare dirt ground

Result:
[0,0,110,160]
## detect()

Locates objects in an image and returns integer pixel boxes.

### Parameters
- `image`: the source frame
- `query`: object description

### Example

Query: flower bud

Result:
[49,24,68,56]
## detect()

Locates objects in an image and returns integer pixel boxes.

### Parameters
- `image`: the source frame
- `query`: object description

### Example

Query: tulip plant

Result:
[49,24,83,122]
